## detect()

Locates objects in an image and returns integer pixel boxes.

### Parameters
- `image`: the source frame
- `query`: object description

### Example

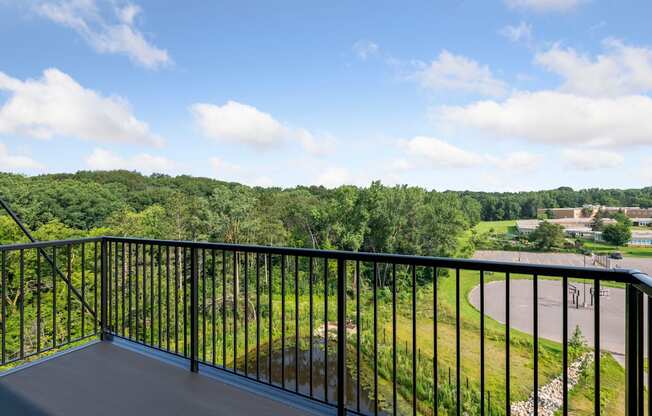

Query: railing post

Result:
[100,238,109,340]
[625,284,643,416]
[190,246,199,373]
[337,258,346,416]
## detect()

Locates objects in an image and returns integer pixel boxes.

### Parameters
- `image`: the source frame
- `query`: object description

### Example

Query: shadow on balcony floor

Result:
[0,341,319,416]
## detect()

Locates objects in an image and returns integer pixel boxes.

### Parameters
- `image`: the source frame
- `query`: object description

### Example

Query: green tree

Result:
[602,223,632,246]
[209,184,259,244]
[529,221,565,251]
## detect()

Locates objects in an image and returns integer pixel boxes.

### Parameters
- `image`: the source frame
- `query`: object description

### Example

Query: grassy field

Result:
[582,241,652,257]
[459,220,517,252]
[474,220,517,235]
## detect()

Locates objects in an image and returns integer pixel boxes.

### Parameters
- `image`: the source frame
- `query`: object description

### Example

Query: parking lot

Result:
[470,250,652,364]
[473,250,652,276]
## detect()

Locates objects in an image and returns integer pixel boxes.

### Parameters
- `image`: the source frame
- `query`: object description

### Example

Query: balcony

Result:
[1,236,651,415]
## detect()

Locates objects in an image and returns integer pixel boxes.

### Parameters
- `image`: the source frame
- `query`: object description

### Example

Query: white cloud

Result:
[535,39,652,97]
[0,142,45,171]
[399,136,484,168]
[497,151,543,170]
[0,68,162,146]
[191,101,286,148]
[353,40,379,60]
[209,156,242,177]
[437,91,652,148]
[413,50,507,97]
[504,0,587,12]
[500,21,533,43]
[315,166,353,188]
[191,100,334,155]
[561,148,624,170]
[85,148,177,174]
[36,0,170,69]
[398,136,541,171]
[209,156,274,186]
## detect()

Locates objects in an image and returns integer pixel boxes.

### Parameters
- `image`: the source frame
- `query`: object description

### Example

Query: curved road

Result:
[468,279,648,362]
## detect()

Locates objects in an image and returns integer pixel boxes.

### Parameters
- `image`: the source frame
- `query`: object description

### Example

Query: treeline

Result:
[1,171,651,252]
[0,172,474,258]
[459,187,652,220]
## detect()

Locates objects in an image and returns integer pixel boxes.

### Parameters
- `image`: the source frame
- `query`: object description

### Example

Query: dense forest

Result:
[1,171,651,255]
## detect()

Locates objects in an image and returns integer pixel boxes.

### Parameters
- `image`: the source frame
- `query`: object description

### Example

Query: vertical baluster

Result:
[107,243,111,336]
[309,256,314,397]
[393,264,397,416]
[337,258,346,416]
[53,247,57,347]
[562,276,568,416]
[480,270,485,416]
[158,245,162,349]
[533,274,539,416]
[174,246,179,354]
[356,259,360,413]
[20,250,25,358]
[222,250,227,368]
[233,251,238,373]
[456,268,461,416]
[190,246,198,373]
[66,246,71,344]
[267,253,272,382]
[37,250,42,352]
[506,272,511,416]
[114,242,119,336]
[1,250,5,364]
[281,254,286,387]
[150,244,154,346]
[648,295,652,416]
[295,255,299,393]
[121,243,126,337]
[128,243,133,339]
[373,261,378,416]
[183,248,188,356]
[433,267,438,416]
[80,244,84,339]
[244,251,249,376]
[202,248,207,363]
[166,246,171,351]
[256,252,260,379]
[625,284,642,416]
[412,264,417,416]
[594,278,600,416]
[212,250,217,366]
[135,244,140,342]
[94,242,98,335]
[324,257,329,402]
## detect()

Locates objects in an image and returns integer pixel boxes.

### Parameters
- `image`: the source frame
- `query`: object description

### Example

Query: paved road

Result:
[473,250,652,276]
[469,279,648,362]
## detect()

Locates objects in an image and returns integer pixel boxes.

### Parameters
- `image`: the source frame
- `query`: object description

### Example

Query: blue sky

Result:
[1,0,651,191]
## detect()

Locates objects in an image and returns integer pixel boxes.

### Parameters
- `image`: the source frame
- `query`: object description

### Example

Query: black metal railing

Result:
[1,236,651,416]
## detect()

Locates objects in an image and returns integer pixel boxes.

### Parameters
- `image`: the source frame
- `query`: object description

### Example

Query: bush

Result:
[602,223,632,246]
[569,325,587,361]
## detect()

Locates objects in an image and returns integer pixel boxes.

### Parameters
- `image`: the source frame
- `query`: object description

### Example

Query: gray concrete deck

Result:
[0,341,319,416]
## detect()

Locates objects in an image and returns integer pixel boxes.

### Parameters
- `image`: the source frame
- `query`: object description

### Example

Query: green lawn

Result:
[459,220,517,252]
[474,220,517,235]
[583,241,652,257]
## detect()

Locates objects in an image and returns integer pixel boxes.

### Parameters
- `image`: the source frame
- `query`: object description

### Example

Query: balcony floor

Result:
[0,341,320,416]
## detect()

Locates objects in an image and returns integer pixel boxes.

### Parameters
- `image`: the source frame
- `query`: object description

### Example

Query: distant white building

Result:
[516,219,652,247]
